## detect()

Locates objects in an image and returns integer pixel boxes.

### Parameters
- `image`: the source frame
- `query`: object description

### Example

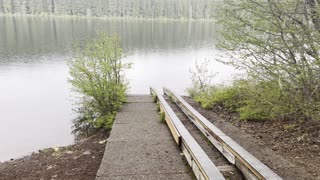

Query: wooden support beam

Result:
[163,87,282,180]
[150,87,225,180]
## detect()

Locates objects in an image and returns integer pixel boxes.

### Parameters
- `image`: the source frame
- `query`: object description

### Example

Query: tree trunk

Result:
[51,0,55,14]
[0,0,3,13]
[10,0,15,14]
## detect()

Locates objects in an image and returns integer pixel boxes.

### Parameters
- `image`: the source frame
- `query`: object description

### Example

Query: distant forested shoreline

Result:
[0,0,216,19]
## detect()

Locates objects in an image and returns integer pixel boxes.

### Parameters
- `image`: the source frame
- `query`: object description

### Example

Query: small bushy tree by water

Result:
[187,60,216,98]
[188,0,320,121]
[69,34,130,134]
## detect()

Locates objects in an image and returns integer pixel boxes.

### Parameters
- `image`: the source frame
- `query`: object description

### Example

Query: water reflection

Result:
[0,15,218,61]
[0,15,235,161]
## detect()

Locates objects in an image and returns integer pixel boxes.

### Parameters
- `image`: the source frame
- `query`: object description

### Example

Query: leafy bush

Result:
[189,78,271,120]
[188,64,319,121]
[193,86,237,110]
[210,0,320,122]
[69,34,130,133]
[187,60,216,98]
[236,80,311,121]
[189,0,320,120]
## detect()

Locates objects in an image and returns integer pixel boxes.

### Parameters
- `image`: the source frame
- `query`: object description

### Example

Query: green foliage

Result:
[152,94,158,103]
[194,84,244,110]
[159,111,166,124]
[235,79,320,121]
[156,102,161,112]
[188,63,320,120]
[187,60,216,98]
[196,0,320,121]
[69,33,130,133]
[189,79,268,120]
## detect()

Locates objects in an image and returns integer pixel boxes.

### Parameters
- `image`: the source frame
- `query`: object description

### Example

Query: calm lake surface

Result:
[0,15,236,161]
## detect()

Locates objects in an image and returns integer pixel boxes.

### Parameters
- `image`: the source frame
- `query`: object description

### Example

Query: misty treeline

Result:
[189,0,320,121]
[0,0,216,19]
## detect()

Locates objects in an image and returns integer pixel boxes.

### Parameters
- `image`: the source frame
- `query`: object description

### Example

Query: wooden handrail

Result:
[163,87,282,180]
[150,87,225,180]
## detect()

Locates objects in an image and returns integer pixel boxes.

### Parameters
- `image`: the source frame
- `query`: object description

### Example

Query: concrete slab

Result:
[120,102,156,112]
[96,95,193,180]
[126,95,154,103]
[110,120,173,141]
[113,111,159,124]
[97,140,189,176]
[96,173,192,180]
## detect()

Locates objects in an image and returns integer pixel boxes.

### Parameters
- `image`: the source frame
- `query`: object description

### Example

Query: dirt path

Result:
[0,131,108,180]
[184,97,320,180]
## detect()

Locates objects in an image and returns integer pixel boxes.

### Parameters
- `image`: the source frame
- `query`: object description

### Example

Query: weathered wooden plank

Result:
[150,87,225,180]
[217,165,237,172]
[159,104,181,145]
[163,87,283,180]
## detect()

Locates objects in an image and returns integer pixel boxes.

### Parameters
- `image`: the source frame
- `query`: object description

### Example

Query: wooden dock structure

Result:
[96,89,282,180]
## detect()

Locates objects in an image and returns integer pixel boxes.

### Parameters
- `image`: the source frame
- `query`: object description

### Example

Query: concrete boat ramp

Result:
[96,95,193,180]
[96,92,282,180]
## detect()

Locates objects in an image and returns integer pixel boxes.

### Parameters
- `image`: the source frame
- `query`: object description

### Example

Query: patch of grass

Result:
[156,102,161,112]
[159,111,166,124]
[152,94,158,103]
[190,77,317,121]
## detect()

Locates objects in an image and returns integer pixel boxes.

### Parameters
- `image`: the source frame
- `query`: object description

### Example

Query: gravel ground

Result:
[184,96,320,180]
[0,131,109,180]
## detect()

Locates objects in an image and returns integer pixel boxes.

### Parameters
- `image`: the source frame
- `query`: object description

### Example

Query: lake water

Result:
[0,15,236,161]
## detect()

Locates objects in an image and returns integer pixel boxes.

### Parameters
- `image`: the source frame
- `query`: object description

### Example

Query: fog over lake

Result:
[0,15,237,161]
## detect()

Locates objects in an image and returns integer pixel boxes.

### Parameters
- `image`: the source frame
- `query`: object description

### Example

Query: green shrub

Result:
[235,80,301,121]
[156,102,161,112]
[193,80,247,111]
[152,94,158,103]
[69,33,130,133]
[159,111,166,123]
[188,73,313,121]
[213,0,320,122]
[187,60,216,98]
